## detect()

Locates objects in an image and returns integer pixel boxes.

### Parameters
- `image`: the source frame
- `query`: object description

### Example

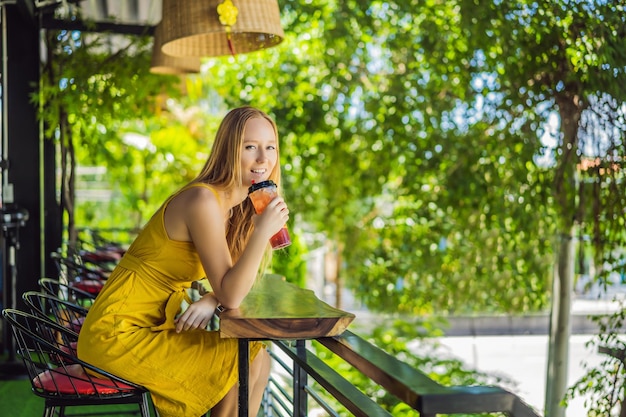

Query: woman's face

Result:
[240,117,278,187]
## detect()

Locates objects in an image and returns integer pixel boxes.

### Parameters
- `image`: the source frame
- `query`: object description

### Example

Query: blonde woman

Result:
[78,106,289,417]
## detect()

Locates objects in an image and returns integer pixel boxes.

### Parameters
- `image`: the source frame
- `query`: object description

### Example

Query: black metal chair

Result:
[51,251,109,282]
[22,291,89,334]
[1,308,152,417]
[38,277,98,308]
[79,249,120,274]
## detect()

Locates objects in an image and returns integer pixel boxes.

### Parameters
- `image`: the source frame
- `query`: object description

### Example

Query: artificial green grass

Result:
[0,377,46,416]
[0,371,154,416]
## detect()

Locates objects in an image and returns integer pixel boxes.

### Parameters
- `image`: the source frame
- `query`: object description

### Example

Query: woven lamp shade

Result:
[151,22,201,74]
[160,0,284,57]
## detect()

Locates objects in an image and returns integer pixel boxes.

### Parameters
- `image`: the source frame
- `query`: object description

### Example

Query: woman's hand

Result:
[174,293,219,333]
[253,196,290,239]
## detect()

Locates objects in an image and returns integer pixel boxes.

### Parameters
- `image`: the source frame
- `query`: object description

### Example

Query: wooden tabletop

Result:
[218,274,355,340]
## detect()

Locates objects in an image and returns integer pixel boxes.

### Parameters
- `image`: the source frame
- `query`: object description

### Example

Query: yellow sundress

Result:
[77,183,262,417]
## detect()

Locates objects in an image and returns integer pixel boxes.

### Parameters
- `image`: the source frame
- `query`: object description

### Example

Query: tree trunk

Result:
[545,229,575,417]
[544,93,583,417]
[59,109,77,256]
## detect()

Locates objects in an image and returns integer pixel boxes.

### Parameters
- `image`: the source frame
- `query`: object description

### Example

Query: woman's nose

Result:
[256,150,268,162]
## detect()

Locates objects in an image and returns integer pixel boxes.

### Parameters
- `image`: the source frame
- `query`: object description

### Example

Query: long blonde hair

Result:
[191,106,282,262]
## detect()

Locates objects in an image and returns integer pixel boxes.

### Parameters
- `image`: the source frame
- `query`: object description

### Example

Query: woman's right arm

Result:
[184,189,289,309]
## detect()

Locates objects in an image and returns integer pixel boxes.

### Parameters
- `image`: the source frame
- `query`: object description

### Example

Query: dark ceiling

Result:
[31,0,161,35]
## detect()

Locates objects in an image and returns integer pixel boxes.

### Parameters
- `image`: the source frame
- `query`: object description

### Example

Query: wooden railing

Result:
[261,333,542,417]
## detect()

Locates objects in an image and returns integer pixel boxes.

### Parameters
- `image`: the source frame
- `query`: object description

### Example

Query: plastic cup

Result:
[248,180,291,250]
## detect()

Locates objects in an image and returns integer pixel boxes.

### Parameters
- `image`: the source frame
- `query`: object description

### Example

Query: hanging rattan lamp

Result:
[150,21,202,74]
[160,0,284,57]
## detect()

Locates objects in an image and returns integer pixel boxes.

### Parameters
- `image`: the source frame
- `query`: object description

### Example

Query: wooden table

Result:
[218,274,355,417]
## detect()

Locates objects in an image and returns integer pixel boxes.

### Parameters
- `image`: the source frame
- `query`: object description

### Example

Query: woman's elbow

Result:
[218,296,244,311]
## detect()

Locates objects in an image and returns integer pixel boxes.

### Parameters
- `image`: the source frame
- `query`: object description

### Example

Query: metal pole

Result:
[0,0,10,352]
[2,2,9,194]
[293,339,308,417]
[1,0,16,203]
[0,0,28,380]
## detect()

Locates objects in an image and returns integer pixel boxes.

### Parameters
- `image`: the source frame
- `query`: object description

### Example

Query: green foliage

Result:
[36,29,185,246]
[565,303,626,416]
[39,31,177,153]
[37,23,309,286]
[270,227,307,288]
[458,0,626,221]
[36,0,626,315]
[88,108,223,228]
[199,0,559,314]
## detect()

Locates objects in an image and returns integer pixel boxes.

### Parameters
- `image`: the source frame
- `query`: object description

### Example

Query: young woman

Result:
[77,106,289,417]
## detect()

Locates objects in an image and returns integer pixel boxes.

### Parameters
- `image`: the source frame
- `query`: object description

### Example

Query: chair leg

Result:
[43,405,55,417]
[140,392,152,417]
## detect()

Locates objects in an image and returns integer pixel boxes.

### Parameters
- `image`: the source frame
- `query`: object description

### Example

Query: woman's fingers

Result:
[254,198,290,236]
[268,198,289,220]
[175,308,213,332]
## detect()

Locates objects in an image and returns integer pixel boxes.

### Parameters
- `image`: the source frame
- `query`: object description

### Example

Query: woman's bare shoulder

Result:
[164,185,222,241]
[172,184,220,210]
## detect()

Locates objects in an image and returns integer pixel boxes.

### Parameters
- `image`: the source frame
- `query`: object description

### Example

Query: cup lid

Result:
[248,180,276,194]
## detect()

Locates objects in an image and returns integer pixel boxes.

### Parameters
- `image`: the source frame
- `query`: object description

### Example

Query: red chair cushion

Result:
[33,364,135,394]
[59,341,79,357]
[68,317,85,333]
[81,250,121,263]
[71,280,104,294]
